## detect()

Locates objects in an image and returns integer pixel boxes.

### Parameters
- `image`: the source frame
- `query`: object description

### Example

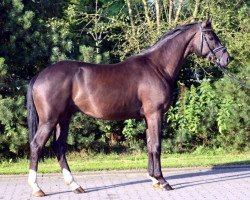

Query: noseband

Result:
[200,27,227,65]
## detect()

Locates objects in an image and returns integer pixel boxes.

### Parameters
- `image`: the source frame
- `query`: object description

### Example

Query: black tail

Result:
[27,76,38,143]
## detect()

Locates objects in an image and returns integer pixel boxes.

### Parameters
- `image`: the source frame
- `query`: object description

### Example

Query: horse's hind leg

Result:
[28,121,55,197]
[52,116,85,194]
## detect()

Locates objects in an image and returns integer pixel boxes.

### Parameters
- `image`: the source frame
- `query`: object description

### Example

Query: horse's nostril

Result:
[227,57,230,63]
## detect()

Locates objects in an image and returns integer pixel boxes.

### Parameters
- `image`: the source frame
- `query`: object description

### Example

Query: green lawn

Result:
[1,150,249,175]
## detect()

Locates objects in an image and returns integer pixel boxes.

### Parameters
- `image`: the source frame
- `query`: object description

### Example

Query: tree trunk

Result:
[174,0,184,23]
[142,0,151,27]
[125,0,135,35]
[95,0,99,54]
[155,0,160,33]
[192,0,201,21]
[162,0,168,21]
[169,0,173,24]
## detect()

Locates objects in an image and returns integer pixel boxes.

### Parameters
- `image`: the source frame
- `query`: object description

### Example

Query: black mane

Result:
[141,22,199,54]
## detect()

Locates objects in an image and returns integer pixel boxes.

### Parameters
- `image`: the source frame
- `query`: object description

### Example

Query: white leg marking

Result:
[62,168,80,191]
[160,182,169,188]
[147,173,160,185]
[28,169,41,193]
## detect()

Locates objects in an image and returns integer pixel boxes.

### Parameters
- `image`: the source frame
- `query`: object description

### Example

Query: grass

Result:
[1,149,249,175]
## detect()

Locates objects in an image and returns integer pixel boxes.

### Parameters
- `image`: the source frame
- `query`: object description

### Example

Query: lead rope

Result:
[216,64,250,89]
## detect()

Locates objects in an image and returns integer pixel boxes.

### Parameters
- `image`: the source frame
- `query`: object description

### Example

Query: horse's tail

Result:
[27,76,38,143]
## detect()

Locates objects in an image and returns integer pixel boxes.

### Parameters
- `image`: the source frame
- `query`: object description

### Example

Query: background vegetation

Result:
[0,0,249,161]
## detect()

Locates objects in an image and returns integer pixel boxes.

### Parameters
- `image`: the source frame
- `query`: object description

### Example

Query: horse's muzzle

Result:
[217,51,231,68]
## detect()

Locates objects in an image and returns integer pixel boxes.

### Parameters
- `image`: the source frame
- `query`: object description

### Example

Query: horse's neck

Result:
[149,27,197,81]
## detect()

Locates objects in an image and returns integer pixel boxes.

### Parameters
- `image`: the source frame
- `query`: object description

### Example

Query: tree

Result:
[174,0,184,23]
[0,0,249,160]
[155,0,161,33]
[192,0,201,21]
[141,0,151,27]
[169,0,173,24]
[125,0,135,35]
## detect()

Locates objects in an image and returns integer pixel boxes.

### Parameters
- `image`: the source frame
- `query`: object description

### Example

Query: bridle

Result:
[200,26,227,66]
[199,26,250,89]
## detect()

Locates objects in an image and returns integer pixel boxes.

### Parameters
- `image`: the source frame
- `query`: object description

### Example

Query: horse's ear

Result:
[201,17,212,28]
[207,17,212,24]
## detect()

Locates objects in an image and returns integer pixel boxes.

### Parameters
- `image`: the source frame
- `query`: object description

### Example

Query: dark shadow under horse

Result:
[27,19,230,197]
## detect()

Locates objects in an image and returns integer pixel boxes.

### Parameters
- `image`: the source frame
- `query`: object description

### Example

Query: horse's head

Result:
[192,18,231,68]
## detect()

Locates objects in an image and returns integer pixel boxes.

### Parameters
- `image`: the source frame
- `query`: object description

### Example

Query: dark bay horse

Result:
[27,19,230,197]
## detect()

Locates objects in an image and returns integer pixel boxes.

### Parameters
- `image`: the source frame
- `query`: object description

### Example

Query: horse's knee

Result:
[30,140,42,156]
[152,144,161,153]
[30,140,38,150]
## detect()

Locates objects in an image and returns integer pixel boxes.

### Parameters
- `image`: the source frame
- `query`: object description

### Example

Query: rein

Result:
[200,27,250,89]
[216,64,250,89]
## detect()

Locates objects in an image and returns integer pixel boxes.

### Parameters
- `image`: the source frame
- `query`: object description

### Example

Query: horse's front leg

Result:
[145,111,173,191]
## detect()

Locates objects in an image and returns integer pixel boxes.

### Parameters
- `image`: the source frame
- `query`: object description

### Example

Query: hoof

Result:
[152,182,161,188]
[32,190,45,197]
[161,183,174,191]
[73,186,85,194]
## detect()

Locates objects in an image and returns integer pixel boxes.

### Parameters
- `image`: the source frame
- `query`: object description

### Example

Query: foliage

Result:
[0,96,27,159]
[166,80,218,153]
[122,119,146,151]
[0,0,249,160]
[215,63,250,151]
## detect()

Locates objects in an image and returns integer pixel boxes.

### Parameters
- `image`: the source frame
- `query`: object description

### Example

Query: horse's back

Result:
[71,60,144,119]
[31,60,143,120]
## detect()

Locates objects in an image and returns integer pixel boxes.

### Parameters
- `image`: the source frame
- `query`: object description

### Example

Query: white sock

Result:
[28,169,41,193]
[62,168,80,191]
[147,173,160,185]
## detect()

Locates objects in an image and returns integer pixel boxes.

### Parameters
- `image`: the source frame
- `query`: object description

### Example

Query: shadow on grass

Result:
[85,163,250,193]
